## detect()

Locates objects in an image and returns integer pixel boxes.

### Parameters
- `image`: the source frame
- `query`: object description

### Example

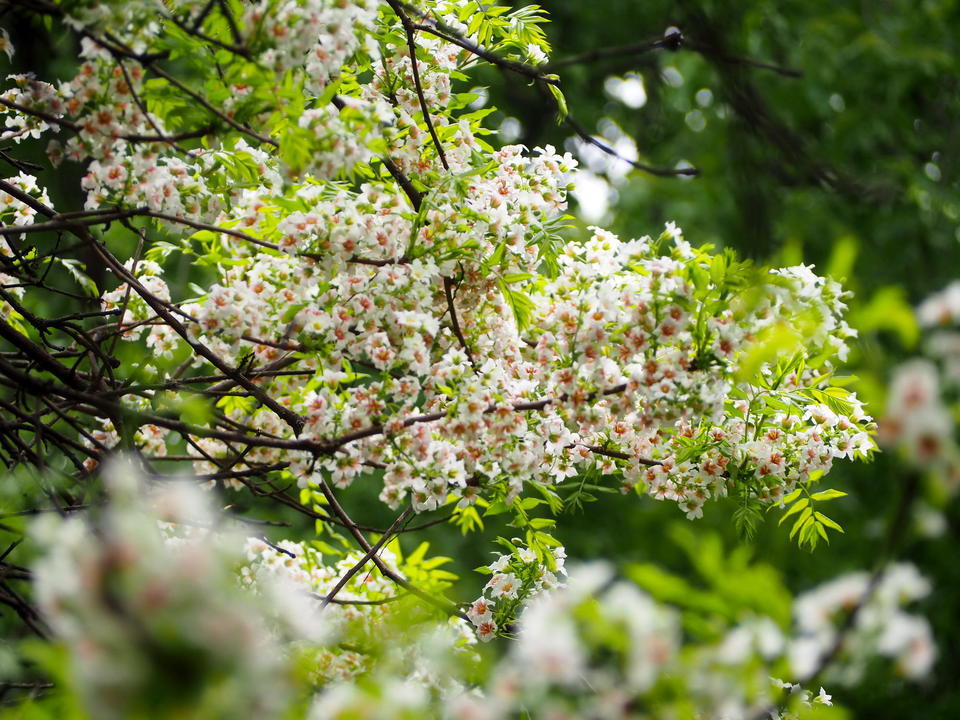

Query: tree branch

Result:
[388,0,449,171]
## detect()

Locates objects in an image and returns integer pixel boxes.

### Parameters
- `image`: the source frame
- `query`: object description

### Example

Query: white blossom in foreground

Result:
[29,473,936,720]
[881,283,960,478]
[790,563,935,683]
[31,458,295,719]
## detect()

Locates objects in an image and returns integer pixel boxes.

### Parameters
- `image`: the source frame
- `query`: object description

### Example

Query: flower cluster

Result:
[313,559,843,720]
[164,206,873,526]
[100,259,171,338]
[917,280,960,327]
[244,0,379,96]
[307,562,685,719]
[243,536,477,687]
[0,73,62,144]
[0,173,46,321]
[467,541,566,641]
[880,359,954,465]
[0,269,21,322]
[61,0,163,36]
[0,172,53,226]
[0,28,12,61]
[463,563,679,717]
[309,559,932,719]
[31,479,935,720]
[0,0,875,532]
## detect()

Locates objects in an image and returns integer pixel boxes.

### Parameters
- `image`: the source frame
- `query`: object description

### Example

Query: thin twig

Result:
[564,113,699,177]
[443,276,475,368]
[685,38,803,78]
[313,592,406,606]
[388,0,448,170]
[320,507,413,608]
[545,31,680,70]
[317,481,469,621]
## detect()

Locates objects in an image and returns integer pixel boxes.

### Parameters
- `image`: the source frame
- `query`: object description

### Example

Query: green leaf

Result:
[781,488,803,504]
[498,278,535,330]
[405,541,430,566]
[454,505,484,534]
[483,500,510,517]
[851,286,919,349]
[736,322,803,384]
[56,258,99,296]
[546,80,567,121]
[797,515,817,546]
[282,302,308,324]
[809,489,847,501]
[779,497,809,525]
[733,500,763,540]
[826,234,859,281]
[494,536,519,554]
[800,518,820,549]
[216,394,256,415]
[814,511,844,533]
[710,253,726,285]
[177,396,213,427]
[790,506,814,540]
[420,556,452,570]
[528,517,555,530]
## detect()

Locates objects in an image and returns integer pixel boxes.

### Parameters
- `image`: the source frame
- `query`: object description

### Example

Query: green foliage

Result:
[778,486,847,550]
[626,524,793,632]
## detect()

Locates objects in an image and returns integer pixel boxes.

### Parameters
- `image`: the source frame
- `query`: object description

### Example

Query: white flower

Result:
[476,620,498,642]
[486,573,520,600]
[525,43,547,65]
[917,281,960,326]
[488,555,510,573]
[0,29,13,60]
[887,359,940,417]
[467,598,493,626]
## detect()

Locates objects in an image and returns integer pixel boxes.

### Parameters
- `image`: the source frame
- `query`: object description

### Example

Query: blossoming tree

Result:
[0,0,896,717]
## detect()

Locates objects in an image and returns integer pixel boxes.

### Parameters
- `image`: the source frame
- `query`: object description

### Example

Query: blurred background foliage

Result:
[2,0,959,717]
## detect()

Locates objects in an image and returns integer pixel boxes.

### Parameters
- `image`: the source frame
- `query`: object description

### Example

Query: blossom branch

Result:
[0,97,213,144]
[443,276,476,368]
[388,0,449,171]
[0,183,306,435]
[398,2,559,86]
